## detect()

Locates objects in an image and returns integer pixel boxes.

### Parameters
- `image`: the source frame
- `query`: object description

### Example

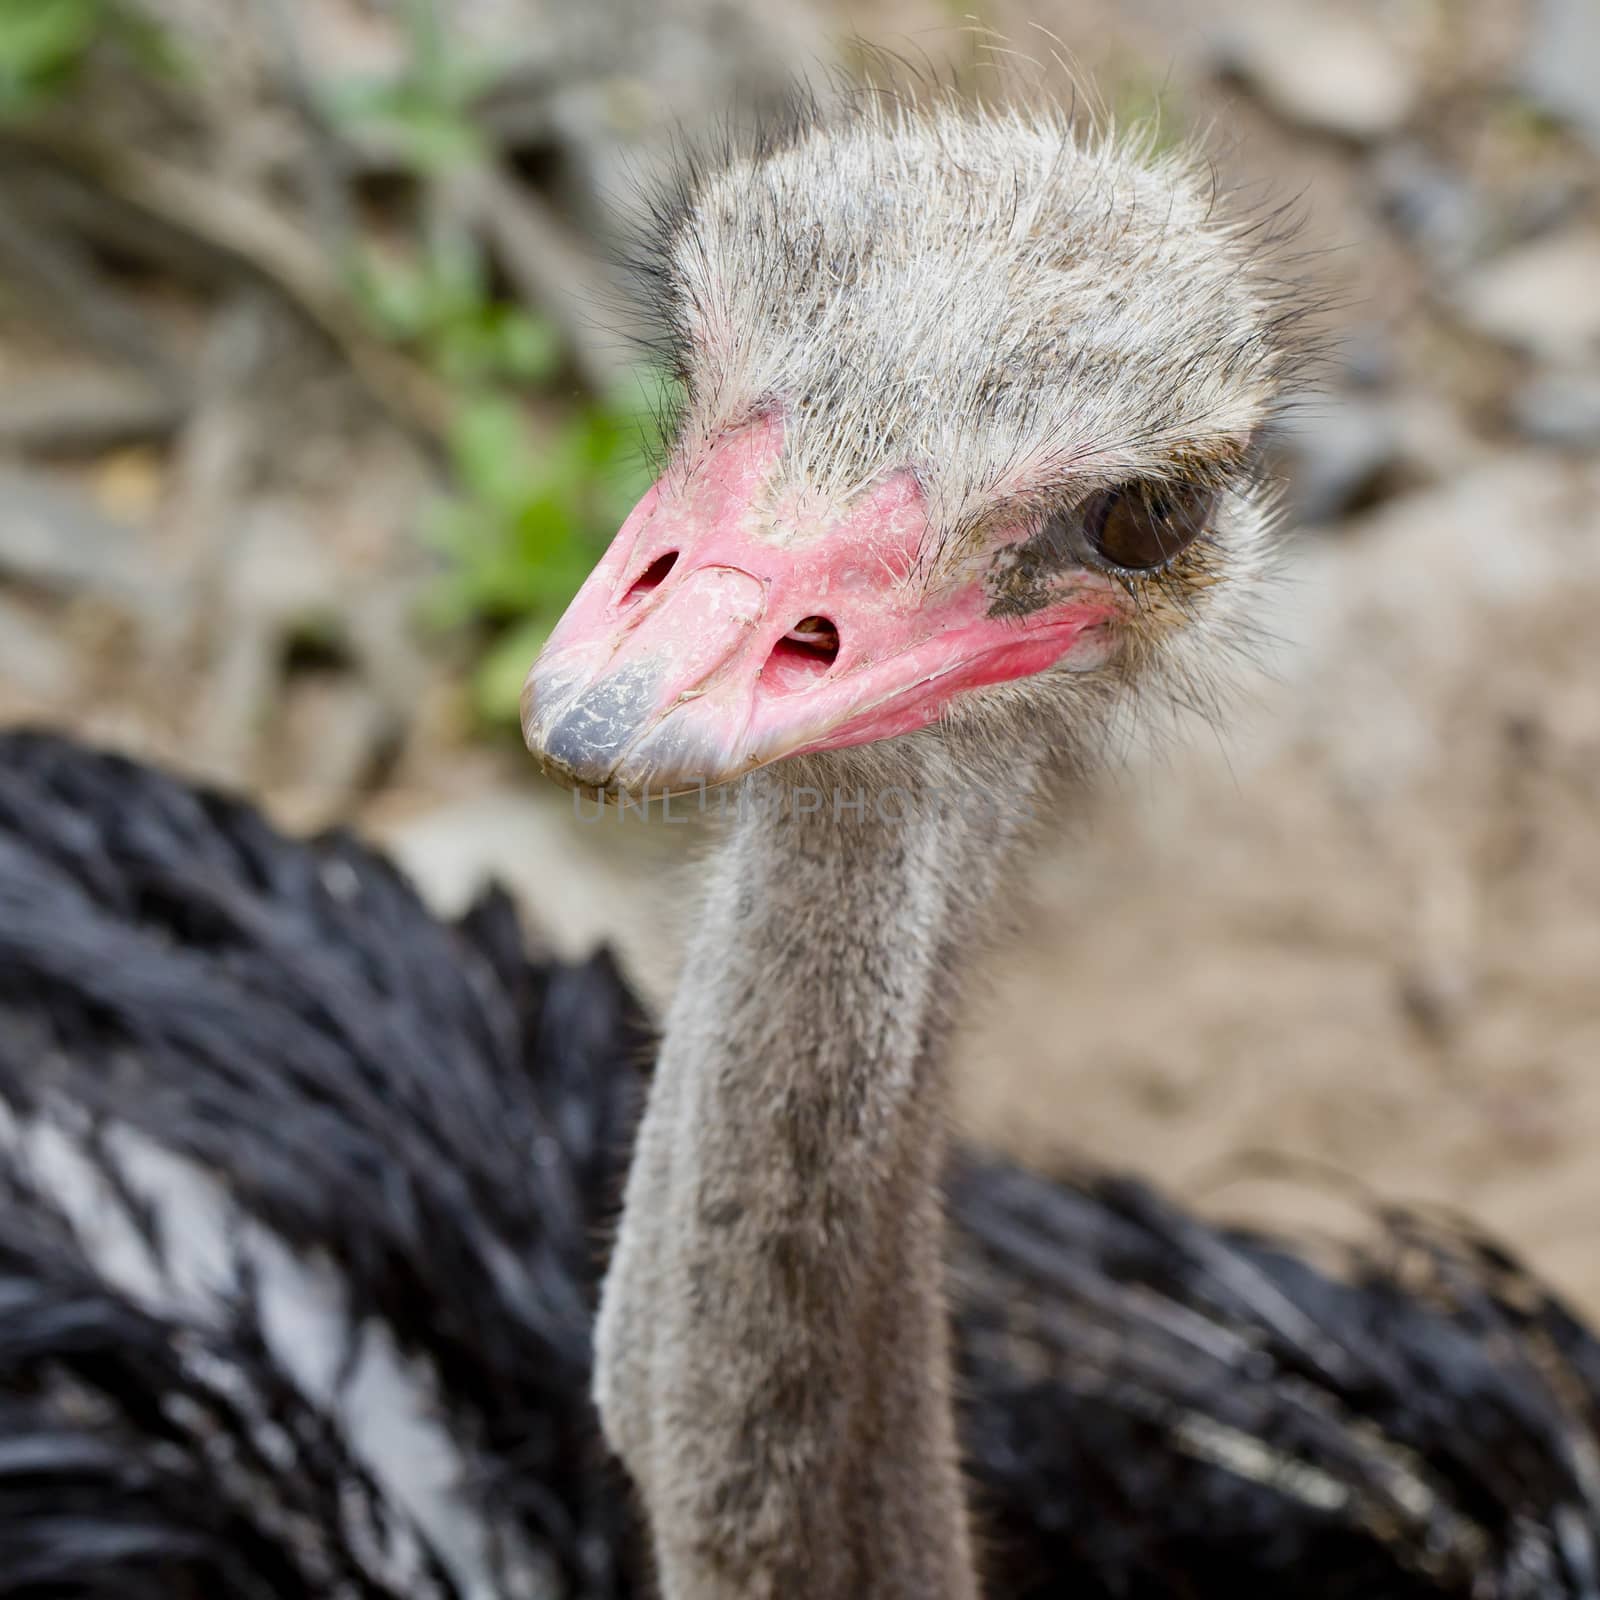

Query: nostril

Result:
[763,616,840,695]
[622,551,678,606]
[787,617,840,660]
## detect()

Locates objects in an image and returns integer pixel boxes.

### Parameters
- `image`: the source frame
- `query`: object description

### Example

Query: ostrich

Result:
[1,98,1598,1600]
[517,92,1600,1599]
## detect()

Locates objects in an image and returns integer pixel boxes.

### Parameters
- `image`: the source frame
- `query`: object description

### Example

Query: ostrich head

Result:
[522,97,1292,800]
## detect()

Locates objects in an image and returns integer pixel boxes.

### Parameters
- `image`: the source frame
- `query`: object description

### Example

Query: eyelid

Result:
[963,476,1217,571]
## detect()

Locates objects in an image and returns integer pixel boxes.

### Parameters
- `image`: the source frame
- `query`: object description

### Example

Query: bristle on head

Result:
[651,91,1297,536]
[528,85,1318,798]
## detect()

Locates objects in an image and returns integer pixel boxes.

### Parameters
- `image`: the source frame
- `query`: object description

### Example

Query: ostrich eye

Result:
[1081,483,1215,573]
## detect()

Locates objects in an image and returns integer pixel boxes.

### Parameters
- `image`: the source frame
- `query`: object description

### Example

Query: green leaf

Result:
[471,615,553,725]
[0,0,100,108]
[347,254,432,340]
[448,394,542,512]
[326,72,485,172]
[494,310,562,384]
[422,366,681,725]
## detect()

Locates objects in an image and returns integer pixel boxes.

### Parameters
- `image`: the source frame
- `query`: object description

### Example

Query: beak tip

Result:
[521,657,640,793]
[518,667,542,757]
[520,662,594,790]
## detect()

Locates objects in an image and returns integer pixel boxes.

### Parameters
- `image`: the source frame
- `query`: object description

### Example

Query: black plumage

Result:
[0,728,1595,1598]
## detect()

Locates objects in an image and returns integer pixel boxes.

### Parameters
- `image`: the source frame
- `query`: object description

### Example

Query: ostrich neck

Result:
[594,765,1031,1599]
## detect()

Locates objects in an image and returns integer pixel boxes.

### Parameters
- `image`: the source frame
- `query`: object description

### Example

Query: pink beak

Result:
[521,416,1114,794]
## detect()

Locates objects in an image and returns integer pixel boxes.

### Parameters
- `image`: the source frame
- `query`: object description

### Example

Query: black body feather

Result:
[0,729,1595,1597]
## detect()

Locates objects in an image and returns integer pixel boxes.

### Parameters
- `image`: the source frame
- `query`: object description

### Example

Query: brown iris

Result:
[1080,482,1215,573]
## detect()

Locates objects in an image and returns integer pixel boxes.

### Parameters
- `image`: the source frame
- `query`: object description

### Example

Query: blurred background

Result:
[0,0,1595,1309]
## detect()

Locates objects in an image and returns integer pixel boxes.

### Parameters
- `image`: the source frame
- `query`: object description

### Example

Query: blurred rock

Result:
[1374,144,1583,278]
[1280,386,1486,529]
[468,0,828,238]
[0,594,74,700]
[273,672,402,828]
[1453,230,1600,363]
[379,783,680,1001]
[190,613,277,787]
[224,507,343,630]
[1215,3,1420,141]
[177,507,349,787]
[343,576,434,723]
[1505,174,1588,245]
[1373,144,1490,274]
[1338,323,1397,391]
[1519,0,1600,156]
[1510,370,1600,449]
[1281,396,1407,526]
[0,470,152,605]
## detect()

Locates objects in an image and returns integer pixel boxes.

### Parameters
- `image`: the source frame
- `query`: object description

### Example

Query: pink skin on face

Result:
[521,416,1118,792]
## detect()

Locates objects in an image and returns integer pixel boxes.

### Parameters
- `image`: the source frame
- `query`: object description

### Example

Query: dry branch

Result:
[5,128,453,448]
